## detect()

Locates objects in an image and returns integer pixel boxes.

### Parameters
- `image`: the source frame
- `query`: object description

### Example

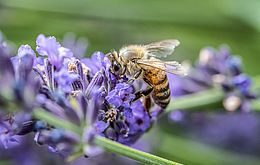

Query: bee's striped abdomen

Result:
[143,69,171,109]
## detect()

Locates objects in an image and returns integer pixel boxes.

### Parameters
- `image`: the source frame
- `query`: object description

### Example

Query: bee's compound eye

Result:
[131,58,137,62]
[113,63,121,73]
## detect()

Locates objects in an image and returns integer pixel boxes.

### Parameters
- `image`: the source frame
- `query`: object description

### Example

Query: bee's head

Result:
[106,50,126,76]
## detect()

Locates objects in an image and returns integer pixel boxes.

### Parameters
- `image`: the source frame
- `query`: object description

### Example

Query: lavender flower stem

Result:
[167,74,260,112]
[166,88,224,112]
[33,109,183,165]
[252,100,260,111]
[94,136,183,165]
[67,150,84,162]
[33,108,82,134]
[157,132,260,165]
[253,75,260,91]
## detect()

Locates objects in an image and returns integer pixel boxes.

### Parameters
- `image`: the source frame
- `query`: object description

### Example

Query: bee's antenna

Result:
[105,52,112,57]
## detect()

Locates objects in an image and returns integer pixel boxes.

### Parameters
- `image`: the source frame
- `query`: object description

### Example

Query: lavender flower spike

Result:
[0,33,160,160]
[168,46,257,114]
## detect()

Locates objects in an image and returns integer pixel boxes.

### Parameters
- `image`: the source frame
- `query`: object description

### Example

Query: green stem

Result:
[94,136,183,165]
[252,99,260,111]
[33,108,81,134]
[166,88,224,113]
[33,109,183,165]
[252,75,260,110]
[253,75,260,91]
[156,131,260,165]
[166,74,260,113]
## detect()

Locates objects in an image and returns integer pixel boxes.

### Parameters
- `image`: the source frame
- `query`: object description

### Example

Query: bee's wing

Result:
[145,39,180,58]
[137,58,187,76]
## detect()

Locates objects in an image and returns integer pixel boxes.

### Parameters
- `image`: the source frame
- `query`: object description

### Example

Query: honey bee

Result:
[107,39,185,109]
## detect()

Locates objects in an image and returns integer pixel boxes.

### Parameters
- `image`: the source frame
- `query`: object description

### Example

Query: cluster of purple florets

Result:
[165,46,259,156]
[0,34,155,158]
[169,46,256,113]
[96,83,151,144]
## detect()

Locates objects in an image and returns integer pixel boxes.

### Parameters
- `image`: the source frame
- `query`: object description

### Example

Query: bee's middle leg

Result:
[132,87,153,102]
[132,77,153,102]
[127,69,142,84]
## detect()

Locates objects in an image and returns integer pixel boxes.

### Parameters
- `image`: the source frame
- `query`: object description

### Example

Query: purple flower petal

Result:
[95,121,109,133]
[17,45,36,59]
[36,34,73,70]
[55,68,79,93]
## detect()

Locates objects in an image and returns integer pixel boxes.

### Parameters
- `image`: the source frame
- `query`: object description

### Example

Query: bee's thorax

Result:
[119,45,146,62]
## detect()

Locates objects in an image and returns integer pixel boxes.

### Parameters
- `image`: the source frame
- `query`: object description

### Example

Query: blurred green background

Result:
[1,0,260,75]
[1,0,260,165]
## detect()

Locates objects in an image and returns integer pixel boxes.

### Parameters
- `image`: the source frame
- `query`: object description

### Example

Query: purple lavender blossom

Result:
[95,82,151,145]
[0,123,19,149]
[11,45,36,81]
[169,46,256,113]
[0,112,33,149]
[166,46,260,156]
[167,112,260,156]
[62,32,88,59]
[36,34,73,70]
[0,33,158,161]
[55,68,79,93]
[0,43,40,112]
[17,44,36,59]
[105,83,135,107]
[0,31,16,55]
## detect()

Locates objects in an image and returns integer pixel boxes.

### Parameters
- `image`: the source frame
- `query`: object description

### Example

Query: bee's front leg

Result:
[127,69,142,84]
